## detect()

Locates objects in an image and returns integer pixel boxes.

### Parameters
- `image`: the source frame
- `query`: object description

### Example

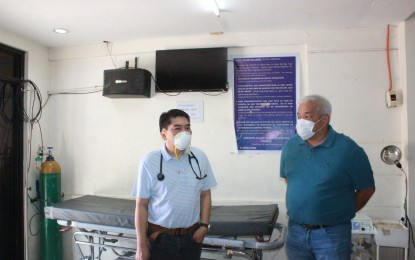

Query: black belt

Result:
[291,219,331,230]
[301,224,331,230]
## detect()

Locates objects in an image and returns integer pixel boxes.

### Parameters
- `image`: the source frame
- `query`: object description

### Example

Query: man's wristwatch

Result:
[199,223,210,231]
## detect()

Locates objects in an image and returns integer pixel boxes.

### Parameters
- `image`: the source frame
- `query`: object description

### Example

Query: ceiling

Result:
[0,0,414,48]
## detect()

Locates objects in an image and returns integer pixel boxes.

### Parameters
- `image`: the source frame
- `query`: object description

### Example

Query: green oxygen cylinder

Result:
[40,147,62,260]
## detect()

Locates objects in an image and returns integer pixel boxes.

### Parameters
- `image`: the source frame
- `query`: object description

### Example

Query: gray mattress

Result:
[45,195,279,236]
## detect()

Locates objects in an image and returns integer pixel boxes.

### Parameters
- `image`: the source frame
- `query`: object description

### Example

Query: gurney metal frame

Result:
[46,196,286,260]
[201,222,286,259]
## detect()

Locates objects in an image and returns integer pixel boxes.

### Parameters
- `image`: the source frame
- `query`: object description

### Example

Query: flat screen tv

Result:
[155,47,228,92]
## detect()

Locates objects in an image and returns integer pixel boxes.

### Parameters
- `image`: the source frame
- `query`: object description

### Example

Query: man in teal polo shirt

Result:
[280,95,375,260]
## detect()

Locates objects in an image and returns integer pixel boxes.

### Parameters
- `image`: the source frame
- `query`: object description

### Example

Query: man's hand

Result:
[135,244,150,260]
[193,226,208,243]
[355,186,376,212]
[135,198,150,260]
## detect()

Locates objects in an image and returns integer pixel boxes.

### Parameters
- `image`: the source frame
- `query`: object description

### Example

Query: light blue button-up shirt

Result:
[132,145,217,228]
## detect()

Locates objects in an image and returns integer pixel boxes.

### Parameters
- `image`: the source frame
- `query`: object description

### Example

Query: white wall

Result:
[46,32,310,206]
[43,27,408,259]
[2,22,413,259]
[0,29,50,260]
[47,27,402,211]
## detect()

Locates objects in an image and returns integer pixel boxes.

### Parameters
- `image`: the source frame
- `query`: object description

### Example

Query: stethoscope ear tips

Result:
[157,173,165,181]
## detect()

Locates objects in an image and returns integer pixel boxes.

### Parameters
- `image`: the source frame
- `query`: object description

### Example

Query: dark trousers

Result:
[148,232,202,260]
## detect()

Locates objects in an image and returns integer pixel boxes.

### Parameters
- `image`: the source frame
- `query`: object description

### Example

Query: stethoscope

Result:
[157,152,207,181]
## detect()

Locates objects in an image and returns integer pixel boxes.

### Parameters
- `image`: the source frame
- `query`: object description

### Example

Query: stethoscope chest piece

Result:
[157,172,165,181]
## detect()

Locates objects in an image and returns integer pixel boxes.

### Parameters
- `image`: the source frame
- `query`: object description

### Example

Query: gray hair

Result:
[299,95,332,116]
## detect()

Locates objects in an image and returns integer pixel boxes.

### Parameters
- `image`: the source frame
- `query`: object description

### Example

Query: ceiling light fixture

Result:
[53,28,69,34]
[212,0,220,17]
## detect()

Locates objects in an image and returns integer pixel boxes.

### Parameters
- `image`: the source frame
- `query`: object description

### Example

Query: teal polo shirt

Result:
[280,125,374,225]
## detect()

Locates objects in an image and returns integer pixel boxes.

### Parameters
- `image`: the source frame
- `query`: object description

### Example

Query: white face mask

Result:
[296,117,323,140]
[173,131,192,150]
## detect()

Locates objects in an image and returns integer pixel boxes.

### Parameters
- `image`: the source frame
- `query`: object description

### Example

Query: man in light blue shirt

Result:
[280,95,375,260]
[132,109,217,260]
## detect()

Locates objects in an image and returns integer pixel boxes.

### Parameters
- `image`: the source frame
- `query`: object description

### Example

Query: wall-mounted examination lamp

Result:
[380,145,402,169]
[381,145,408,226]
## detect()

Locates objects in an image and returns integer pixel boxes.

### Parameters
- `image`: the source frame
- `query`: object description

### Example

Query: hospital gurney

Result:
[45,195,286,260]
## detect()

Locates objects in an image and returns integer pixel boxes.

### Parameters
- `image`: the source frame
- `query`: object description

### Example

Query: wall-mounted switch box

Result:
[386,90,397,108]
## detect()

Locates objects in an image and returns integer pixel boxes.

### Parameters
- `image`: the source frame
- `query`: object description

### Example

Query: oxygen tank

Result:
[40,147,62,260]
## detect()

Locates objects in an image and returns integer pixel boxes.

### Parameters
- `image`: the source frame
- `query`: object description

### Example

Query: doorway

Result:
[0,43,25,259]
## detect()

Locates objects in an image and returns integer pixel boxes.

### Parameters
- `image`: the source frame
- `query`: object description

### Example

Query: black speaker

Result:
[103,68,154,98]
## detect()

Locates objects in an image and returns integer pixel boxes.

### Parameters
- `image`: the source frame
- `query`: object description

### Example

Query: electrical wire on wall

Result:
[104,41,117,69]
[400,168,415,249]
[395,159,415,250]
[396,166,415,250]
[0,79,44,164]
[42,85,103,116]
[19,80,43,194]
[46,86,103,96]
[0,78,44,236]
[385,24,398,107]
[1,77,104,236]
[22,80,45,237]
[386,24,392,92]
[152,74,181,96]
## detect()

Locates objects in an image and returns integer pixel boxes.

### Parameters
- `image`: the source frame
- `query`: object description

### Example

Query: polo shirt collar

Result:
[161,144,174,161]
[160,144,190,161]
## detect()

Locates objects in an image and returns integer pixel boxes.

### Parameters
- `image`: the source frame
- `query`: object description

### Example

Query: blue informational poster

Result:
[234,56,298,151]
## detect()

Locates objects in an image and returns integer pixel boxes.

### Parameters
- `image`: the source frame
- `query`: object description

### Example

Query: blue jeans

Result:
[286,219,352,260]
[148,232,202,260]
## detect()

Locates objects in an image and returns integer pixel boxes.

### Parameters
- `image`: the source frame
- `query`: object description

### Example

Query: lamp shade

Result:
[380,145,402,167]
